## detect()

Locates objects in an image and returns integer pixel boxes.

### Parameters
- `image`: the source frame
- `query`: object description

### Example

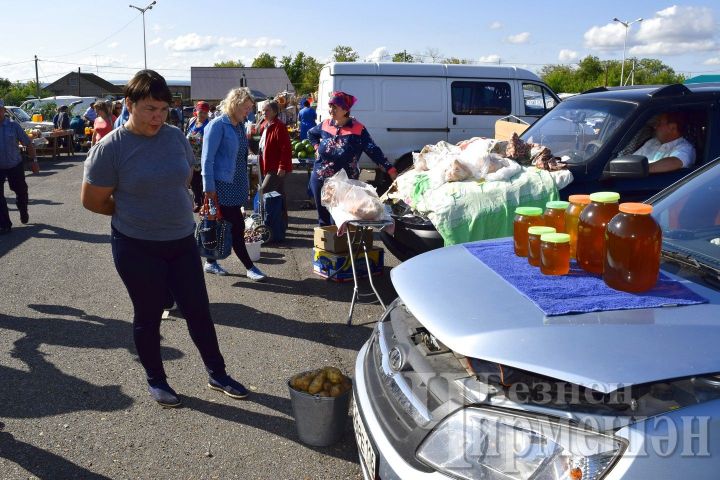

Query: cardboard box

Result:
[313,225,374,254]
[312,247,384,282]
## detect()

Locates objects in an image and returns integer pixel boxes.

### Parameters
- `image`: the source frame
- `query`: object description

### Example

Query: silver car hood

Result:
[391,242,720,394]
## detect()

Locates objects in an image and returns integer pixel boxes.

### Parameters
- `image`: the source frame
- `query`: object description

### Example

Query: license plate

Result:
[352,399,377,477]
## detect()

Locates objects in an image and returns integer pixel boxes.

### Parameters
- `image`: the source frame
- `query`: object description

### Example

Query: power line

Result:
[43,15,142,60]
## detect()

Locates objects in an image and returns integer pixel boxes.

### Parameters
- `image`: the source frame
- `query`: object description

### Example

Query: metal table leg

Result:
[346,227,360,325]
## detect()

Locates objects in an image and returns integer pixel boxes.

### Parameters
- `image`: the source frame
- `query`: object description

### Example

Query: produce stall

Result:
[36,129,75,158]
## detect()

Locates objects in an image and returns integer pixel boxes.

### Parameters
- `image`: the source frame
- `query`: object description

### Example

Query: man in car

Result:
[0,99,37,234]
[633,111,695,174]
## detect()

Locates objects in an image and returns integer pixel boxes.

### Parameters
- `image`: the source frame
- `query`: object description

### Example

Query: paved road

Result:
[0,153,401,479]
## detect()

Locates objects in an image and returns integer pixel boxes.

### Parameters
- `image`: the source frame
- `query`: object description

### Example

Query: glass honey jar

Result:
[540,233,571,275]
[565,194,591,259]
[603,203,662,293]
[543,201,569,233]
[513,207,544,257]
[576,192,620,274]
[527,226,556,267]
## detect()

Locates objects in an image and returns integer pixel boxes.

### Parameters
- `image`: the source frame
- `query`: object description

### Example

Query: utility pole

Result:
[34,55,40,99]
[130,1,156,69]
[78,68,81,96]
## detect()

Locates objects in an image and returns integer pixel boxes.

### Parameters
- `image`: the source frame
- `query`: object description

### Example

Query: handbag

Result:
[195,196,233,260]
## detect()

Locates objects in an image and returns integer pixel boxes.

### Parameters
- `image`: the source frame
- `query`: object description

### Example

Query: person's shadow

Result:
[0,304,183,419]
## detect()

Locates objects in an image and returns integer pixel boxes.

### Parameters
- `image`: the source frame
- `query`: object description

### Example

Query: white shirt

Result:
[633,136,695,168]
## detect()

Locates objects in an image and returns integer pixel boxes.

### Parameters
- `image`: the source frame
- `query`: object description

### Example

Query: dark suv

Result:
[383,82,720,260]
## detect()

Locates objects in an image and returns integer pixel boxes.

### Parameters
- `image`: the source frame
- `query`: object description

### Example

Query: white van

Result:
[21,96,100,117]
[316,62,560,171]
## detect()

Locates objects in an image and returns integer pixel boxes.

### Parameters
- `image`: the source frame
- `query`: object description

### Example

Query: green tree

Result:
[280,52,323,95]
[540,55,684,93]
[252,52,277,68]
[1,81,51,107]
[392,51,413,62]
[213,59,245,67]
[332,45,359,62]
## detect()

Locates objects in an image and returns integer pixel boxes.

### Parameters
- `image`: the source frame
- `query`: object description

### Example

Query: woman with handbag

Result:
[258,100,293,225]
[201,87,267,281]
[81,70,250,407]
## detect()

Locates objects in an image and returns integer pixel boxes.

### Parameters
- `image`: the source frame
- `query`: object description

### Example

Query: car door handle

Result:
[452,117,457,126]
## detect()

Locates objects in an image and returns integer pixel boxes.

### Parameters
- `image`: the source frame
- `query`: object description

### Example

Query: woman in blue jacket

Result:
[307,91,397,226]
[201,87,266,281]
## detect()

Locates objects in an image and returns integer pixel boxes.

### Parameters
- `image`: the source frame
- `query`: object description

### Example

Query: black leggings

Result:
[206,204,254,269]
[111,227,226,384]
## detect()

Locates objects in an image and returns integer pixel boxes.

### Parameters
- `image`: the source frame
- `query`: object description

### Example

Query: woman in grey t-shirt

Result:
[81,70,249,408]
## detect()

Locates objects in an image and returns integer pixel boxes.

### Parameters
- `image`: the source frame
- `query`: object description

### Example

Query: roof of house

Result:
[46,72,122,94]
[684,75,720,84]
[191,67,294,101]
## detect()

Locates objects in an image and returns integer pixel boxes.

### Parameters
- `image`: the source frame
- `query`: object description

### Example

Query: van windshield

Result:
[521,99,635,164]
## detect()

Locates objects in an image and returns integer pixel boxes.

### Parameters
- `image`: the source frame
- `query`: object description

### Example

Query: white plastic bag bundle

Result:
[321,170,389,223]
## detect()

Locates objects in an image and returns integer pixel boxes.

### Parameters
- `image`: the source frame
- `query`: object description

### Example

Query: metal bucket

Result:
[288,376,352,447]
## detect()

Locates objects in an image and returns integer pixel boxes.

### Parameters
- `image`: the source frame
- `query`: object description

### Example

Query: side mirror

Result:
[605,155,649,178]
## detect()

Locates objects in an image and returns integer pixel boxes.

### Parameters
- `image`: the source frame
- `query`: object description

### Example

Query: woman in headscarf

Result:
[307,91,397,226]
[186,101,211,212]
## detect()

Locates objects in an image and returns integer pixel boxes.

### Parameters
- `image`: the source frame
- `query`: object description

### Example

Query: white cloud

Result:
[506,32,530,44]
[583,23,625,50]
[164,33,217,52]
[252,37,284,48]
[107,42,119,49]
[365,46,389,62]
[558,49,578,62]
[489,21,502,30]
[478,54,501,63]
[584,5,717,56]
[148,37,162,46]
[630,40,716,56]
[704,57,720,66]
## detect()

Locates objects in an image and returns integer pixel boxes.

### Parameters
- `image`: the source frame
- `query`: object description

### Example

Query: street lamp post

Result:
[613,17,643,86]
[130,1,157,69]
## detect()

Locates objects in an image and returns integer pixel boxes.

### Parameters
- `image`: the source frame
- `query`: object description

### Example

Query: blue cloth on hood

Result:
[464,238,708,316]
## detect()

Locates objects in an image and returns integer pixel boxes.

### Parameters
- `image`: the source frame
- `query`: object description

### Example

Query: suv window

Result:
[451,81,511,115]
[523,83,558,116]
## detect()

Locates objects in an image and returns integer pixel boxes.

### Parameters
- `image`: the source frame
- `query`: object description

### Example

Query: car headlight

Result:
[417,407,626,480]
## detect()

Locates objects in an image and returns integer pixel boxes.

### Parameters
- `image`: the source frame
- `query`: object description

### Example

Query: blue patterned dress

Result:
[216,123,249,207]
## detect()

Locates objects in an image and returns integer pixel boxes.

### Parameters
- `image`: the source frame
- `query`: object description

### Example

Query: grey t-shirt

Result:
[84,124,195,241]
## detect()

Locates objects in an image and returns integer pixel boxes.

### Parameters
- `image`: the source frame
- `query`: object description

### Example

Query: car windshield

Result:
[9,107,31,122]
[651,160,720,274]
[521,98,635,165]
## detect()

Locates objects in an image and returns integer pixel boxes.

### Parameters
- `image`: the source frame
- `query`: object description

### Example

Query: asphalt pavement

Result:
[0,152,401,480]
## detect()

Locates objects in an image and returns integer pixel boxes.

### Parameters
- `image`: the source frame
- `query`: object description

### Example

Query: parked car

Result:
[382,82,720,260]
[317,62,559,175]
[20,96,99,117]
[4,105,54,131]
[353,156,720,479]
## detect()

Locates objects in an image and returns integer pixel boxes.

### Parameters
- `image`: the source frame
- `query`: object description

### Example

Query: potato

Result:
[307,372,326,395]
[329,385,344,397]
[324,367,344,384]
[294,373,314,392]
[317,390,330,397]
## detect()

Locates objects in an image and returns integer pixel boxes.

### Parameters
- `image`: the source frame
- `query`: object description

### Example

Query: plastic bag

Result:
[321,170,390,223]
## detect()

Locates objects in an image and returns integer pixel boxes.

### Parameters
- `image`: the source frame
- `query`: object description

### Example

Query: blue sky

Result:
[3,0,719,84]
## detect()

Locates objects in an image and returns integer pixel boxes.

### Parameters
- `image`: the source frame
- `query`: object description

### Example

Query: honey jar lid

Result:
[515,207,543,216]
[528,226,556,235]
[619,202,653,215]
[589,191,620,203]
[540,233,571,243]
[568,194,591,204]
[546,200,570,210]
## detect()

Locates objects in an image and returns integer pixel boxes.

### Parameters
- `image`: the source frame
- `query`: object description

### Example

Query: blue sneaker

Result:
[147,381,182,408]
[246,266,266,282]
[208,375,249,399]
[204,261,228,276]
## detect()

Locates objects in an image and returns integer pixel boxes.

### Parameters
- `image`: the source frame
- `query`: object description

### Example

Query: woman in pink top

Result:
[91,102,113,146]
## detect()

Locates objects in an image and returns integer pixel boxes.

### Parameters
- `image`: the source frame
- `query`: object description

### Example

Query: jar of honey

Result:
[604,203,662,293]
[540,233,571,275]
[565,194,591,259]
[576,192,620,274]
[513,207,544,257]
[543,201,569,233]
[527,226,556,266]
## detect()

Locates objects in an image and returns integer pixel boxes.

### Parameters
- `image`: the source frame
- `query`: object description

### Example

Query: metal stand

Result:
[345,220,392,326]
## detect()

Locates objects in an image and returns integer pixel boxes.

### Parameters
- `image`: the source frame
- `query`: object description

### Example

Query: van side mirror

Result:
[605,155,649,178]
